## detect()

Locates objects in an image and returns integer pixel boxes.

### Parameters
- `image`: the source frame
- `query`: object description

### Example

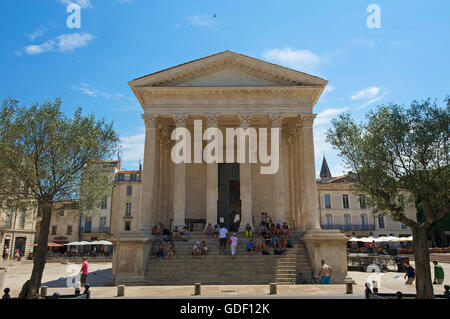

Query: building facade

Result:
[111,51,348,285]
[1,205,37,260]
[317,157,415,238]
[47,201,80,246]
[79,160,121,241]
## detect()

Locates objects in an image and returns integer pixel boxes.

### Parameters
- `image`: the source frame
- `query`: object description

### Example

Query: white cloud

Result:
[262,48,324,72]
[314,107,349,126]
[24,32,93,55]
[58,0,92,8]
[120,131,145,165]
[355,91,390,110]
[72,83,98,97]
[350,86,390,110]
[57,33,93,52]
[350,86,380,100]
[186,14,214,27]
[72,83,136,105]
[26,27,47,41]
[323,85,334,95]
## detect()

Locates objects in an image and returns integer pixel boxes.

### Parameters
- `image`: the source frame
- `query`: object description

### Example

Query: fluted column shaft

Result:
[139,114,159,232]
[300,115,321,230]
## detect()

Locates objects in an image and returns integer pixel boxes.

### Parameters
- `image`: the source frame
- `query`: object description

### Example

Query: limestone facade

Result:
[111,51,349,284]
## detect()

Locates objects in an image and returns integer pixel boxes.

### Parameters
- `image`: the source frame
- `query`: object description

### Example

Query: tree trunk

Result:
[411,226,434,299]
[19,201,52,299]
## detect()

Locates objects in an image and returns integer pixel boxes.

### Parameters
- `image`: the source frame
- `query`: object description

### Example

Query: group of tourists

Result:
[402,260,445,285]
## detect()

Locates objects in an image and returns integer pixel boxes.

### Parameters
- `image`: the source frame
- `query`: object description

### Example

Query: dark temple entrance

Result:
[218,163,241,230]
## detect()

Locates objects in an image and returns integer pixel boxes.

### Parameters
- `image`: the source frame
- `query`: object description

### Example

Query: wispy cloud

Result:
[120,130,145,166]
[58,0,92,8]
[350,86,390,110]
[262,48,325,73]
[186,14,215,27]
[314,107,349,126]
[72,83,136,105]
[24,32,93,55]
[350,86,380,100]
[26,27,47,41]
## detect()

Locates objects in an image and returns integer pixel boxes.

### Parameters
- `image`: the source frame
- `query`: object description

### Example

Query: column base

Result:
[110,236,155,286]
[301,228,349,284]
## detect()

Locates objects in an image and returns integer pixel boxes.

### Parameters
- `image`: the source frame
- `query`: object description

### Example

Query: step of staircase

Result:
[144,232,314,286]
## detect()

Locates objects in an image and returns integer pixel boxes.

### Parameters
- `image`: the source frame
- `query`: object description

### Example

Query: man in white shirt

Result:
[230,233,238,258]
[219,225,228,253]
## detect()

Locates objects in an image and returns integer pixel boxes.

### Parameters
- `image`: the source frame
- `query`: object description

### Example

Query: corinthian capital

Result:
[173,113,188,127]
[205,113,220,127]
[237,113,252,128]
[268,113,283,128]
[300,114,317,127]
[142,114,159,129]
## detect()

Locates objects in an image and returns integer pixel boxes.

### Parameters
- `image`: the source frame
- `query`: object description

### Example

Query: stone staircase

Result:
[145,232,314,285]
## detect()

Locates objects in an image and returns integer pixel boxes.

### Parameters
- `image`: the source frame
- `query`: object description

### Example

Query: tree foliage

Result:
[326,97,450,298]
[0,97,119,298]
[326,98,449,227]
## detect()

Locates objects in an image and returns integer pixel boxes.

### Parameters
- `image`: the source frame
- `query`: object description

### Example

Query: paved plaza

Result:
[1,260,449,298]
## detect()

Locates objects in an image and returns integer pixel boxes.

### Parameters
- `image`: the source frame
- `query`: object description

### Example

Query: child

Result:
[245,223,253,238]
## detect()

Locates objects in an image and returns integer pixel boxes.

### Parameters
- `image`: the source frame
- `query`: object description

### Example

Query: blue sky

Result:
[1,0,449,176]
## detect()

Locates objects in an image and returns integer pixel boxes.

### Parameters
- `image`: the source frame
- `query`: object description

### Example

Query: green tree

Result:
[326,97,449,299]
[0,97,119,298]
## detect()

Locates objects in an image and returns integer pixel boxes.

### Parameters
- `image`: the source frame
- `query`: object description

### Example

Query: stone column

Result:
[294,121,306,232]
[237,113,253,231]
[287,135,298,230]
[158,128,170,225]
[151,126,161,225]
[139,114,159,232]
[172,114,188,228]
[205,114,219,228]
[300,115,321,230]
[269,113,286,224]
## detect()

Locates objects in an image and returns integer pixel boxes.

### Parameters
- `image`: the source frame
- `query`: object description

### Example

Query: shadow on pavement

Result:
[42,268,114,288]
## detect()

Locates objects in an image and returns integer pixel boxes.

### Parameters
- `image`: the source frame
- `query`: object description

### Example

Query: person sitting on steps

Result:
[172,226,180,241]
[245,223,253,238]
[157,242,164,259]
[192,241,201,256]
[204,223,213,237]
[180,227,190,241]
[201,241,208,255]
[246,239,256,258]
[168,242,175,259]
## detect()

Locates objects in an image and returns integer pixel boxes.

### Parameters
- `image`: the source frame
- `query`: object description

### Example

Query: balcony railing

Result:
[80,226,109,234]
[321,224,376,231]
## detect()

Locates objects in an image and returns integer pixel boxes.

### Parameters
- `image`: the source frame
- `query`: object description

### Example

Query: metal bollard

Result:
[345,282,353,294]
[0,268,5,291]
[74,282,81,295]
[194,283,201,296]
[117,285,125,297]
[269,283,277,295]
[40,286,48,297]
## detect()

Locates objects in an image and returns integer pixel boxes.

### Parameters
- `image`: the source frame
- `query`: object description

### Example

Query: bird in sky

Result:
[213,13,216,18]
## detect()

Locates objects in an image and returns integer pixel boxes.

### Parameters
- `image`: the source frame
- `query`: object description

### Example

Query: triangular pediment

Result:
[129,51,327,88]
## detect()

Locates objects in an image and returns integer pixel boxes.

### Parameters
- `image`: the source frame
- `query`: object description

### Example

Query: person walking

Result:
[433,260,445,284]
[318,260,332,284]
[230,233,238,258]
[80,257,89,287]
[219,225,228,253]
[403,261,415,285]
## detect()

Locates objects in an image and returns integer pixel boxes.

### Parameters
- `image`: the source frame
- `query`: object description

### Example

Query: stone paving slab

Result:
[1,260,449,298]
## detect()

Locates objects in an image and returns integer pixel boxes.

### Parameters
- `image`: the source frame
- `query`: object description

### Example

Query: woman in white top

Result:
[230,233,238,258]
